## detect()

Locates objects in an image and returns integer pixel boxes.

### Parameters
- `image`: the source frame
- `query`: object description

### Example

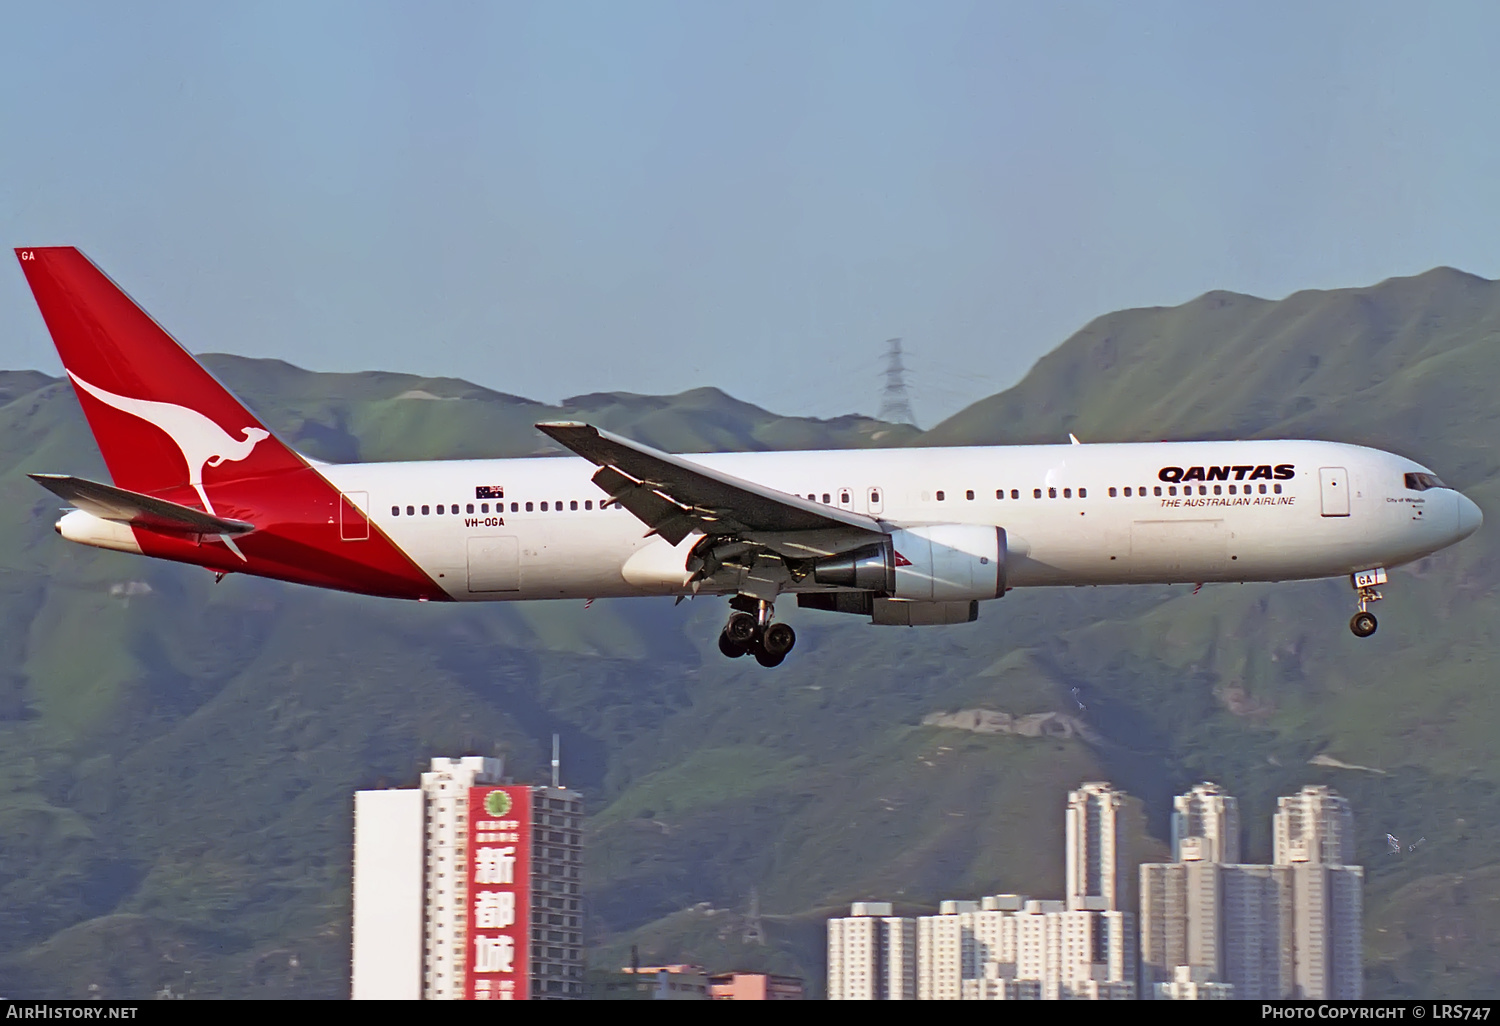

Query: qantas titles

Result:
[1158,464,1296,483]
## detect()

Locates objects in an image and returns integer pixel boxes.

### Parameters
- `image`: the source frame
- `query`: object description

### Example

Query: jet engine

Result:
[812,525,1006,601]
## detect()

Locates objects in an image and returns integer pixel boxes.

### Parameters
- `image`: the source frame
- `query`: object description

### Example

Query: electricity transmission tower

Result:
[878,338,917,427]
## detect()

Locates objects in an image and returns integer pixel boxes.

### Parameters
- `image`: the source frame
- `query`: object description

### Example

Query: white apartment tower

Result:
[420,756,503,1000]
[827,903,917,1000]
[1274,785,1362,999]
[1066,782,1132,912]
[1274,785,1354,866]
[915,895,1135,1000]
[1173,782,1240,863]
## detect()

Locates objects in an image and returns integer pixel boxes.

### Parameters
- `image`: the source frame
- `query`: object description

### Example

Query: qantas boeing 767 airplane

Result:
[16,247,1483,666]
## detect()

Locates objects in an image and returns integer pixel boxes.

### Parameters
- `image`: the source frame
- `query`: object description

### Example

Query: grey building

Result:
[1140,783,1362,1000]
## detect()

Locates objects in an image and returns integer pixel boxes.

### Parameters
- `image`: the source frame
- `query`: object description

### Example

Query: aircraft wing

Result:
[535,422,886,546]
[30,473,256,536]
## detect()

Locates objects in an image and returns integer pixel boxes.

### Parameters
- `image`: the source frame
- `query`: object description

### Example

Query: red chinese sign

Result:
[465,785,530,1000]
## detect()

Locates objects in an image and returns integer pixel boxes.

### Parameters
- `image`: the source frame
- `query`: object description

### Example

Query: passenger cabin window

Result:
[391,505,400,516]
[996,489,1005,499]
[1063,488,1071,498]
[525,502,533,511]
[421,505,430,515]
[1405,472,1445,491]
[585,500,593,510]
[1124,487,1131,497]
[1011,489,1019,499]
[936,491,945,501]
[1154,486,1162,496]
[966,490,975,500]
[1079,487,1087,498]
[1048,487,1057,499]
[1033,488,1042,499]
[822,493,831,504]
[1109,488,1117,497]
[406,505,415,516]
[571,500,578,510]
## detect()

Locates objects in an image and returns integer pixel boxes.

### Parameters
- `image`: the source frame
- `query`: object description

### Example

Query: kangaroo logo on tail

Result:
[68,371,269,559]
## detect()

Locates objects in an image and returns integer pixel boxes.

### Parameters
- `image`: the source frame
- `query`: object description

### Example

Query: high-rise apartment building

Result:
[1140,860,1293,997]
[1065,782,1135,912]
[1274,785,1354,866]
[1139,783,1361,1000]
[1275,785,1362,999]
[351,756,584,1000]
[527,783,586,997]
[915,894,1136,1000]
[827,903,917,1000]
[1173,782,1240,863]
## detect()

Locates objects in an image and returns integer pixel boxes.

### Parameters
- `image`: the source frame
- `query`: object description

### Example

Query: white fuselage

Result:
[316,439,1480,603]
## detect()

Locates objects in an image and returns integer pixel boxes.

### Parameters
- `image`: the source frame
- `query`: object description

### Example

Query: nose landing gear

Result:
[717,598,797,666]
[1349,568,1387,638]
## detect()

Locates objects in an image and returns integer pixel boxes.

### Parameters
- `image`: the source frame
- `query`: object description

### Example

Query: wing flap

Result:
[30,473,256,536]
[538,421,886,538]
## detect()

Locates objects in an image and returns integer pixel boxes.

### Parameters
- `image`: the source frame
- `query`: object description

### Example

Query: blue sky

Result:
[3,2,1497,426]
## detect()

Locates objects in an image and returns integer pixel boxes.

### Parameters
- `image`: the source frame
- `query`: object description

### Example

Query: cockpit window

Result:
[1405,472,1446,491]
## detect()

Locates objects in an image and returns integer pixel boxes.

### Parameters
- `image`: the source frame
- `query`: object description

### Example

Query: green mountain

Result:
[0,267,1497,998]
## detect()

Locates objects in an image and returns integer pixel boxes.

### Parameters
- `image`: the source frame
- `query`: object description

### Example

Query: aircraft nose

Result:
[1457,492,1483,540]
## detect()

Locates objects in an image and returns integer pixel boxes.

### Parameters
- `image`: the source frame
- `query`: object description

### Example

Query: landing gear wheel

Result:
[754,647,786,668]
[724,611,757,646]
[761,622,796,658]
[718,632,748,658]
[1350,611,1378,638]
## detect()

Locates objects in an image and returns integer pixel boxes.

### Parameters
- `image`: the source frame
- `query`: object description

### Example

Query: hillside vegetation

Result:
[0,267,1497,997]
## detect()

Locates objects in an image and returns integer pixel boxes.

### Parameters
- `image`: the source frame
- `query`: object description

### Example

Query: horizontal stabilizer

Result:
[29,474,256,536]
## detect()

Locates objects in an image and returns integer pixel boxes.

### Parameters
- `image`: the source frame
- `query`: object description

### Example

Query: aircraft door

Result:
[340,491,369,541]
[467,536,521,592]
[867,486,884,515]
[1319,467,1350,517]
[838,488,854,511]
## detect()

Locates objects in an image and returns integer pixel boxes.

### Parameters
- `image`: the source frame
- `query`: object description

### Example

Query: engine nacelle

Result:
[811,525,1006,602]
[811,544,893,591]
[56,509,143,554]
[890,524,1005,601]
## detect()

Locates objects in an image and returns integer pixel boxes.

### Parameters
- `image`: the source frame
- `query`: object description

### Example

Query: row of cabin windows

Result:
[929,488,1087,500]
[388,480,1289,518]
[390,499,618,516]
[806,490,878,505]
[1107,483,1282,497]
[921,483,1285,502]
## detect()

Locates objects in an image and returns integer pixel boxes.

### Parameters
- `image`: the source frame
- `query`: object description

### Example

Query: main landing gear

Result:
[718,598,796,667]
[1349,567,1387,638]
